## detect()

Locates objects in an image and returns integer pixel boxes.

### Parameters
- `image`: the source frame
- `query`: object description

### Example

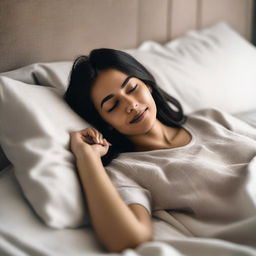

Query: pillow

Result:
[34,62,73,95]
[0,63,40,171]
[234,109,256,128]
[33,22,256,114]
[0,147,10,171]
[0,76,90,228]
[0,63,38,85]
[128,22,256,114]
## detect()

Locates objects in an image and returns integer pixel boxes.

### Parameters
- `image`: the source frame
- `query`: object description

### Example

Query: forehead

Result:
[90,69,129,103]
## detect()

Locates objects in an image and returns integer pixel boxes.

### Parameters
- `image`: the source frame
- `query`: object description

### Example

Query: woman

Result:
[64,48,256,253]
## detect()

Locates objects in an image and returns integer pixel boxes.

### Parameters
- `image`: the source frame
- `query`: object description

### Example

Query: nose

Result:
[126,101,138,114]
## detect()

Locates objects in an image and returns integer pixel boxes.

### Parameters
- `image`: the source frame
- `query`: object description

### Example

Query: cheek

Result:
[101,111,124,129]
[141,87,153,100]
[143,90,156,110]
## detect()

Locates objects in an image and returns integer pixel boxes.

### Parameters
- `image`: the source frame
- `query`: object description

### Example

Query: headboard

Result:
[0,0,254,72]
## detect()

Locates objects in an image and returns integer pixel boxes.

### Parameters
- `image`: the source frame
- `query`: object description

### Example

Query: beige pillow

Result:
[0,76,90,228]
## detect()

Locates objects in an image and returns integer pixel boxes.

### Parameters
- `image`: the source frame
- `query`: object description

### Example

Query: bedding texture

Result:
[0,76,91,228]
[105,108,256,248]
[0,21,256,233]
[1,166,256,256]
[128,22,256,114]
[33,61,73,95]
[0,63,37,84]
[0,20,256,256]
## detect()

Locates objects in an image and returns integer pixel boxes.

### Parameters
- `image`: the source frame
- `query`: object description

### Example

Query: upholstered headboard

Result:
[0,0,254,72]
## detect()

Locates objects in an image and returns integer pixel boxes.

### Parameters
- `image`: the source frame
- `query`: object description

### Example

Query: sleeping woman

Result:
[64,48,256,253]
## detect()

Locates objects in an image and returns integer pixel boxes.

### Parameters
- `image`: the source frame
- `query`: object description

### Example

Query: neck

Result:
[128,120,180,152]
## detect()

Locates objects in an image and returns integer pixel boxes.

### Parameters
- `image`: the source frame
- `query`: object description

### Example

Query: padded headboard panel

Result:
[0,0,254,72]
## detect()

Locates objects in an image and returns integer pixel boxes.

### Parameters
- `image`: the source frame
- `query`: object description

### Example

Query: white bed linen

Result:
[1,22,256,255]
[0,110,256,255]
[1,165,256,256]
[0,77,91,229]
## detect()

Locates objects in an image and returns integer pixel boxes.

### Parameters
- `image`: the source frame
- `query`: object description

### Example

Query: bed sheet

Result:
[1,165,256,256]
[235,110,256,129]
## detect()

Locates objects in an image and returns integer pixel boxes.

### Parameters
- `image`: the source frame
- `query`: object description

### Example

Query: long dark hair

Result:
[64,48,187,166]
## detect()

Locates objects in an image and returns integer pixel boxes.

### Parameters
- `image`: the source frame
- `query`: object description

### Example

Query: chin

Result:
[143,120,157,134]
[131,118,156,136]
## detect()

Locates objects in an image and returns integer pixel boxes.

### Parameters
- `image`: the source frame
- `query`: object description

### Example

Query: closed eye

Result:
[107,84,138,112]
[107,101,119,112]
[128,84,138,93]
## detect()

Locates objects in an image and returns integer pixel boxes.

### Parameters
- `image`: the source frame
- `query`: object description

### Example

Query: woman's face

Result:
[90,68,157,136]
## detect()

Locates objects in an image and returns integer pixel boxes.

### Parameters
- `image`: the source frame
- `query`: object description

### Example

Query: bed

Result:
[0,0,256,255]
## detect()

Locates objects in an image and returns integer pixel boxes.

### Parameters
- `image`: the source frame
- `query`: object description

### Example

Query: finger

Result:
[81,127,94,135]
[84,129,98,144]
[96,133,101,144]
[71,131,83,141]
[81,128,105,145]
[91,135,98,144]
[104,137,112,146]
[102,139,107,146]
[104,138,112,146]
[80,127,91,134]
[83,135,94,144]
[92,128,103,144]
[98,133,103,142]
[89,128,100,143]
[99,135,105,145]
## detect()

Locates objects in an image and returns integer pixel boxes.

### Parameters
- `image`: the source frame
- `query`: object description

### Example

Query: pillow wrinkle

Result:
[0,76,89,228]
[33,22,256,114]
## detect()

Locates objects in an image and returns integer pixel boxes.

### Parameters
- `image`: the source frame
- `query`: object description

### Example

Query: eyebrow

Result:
[100,76,133,108]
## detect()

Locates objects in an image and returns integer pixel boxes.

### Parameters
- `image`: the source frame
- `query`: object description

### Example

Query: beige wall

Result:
[0,0,254,72]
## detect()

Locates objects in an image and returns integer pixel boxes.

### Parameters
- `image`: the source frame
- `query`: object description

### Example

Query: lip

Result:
[129,108,148,124]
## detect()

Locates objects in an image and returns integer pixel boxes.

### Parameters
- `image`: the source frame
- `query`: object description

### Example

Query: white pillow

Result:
[234,109,256,128]
[0,63,38,84]
[128,22,256,114]
[0,63,39,171]
[34,62,73,95]
[0,76,90,228]
[33,22,256,115]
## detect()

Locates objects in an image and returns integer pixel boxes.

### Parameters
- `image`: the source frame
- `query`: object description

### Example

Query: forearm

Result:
[76,152,151,252]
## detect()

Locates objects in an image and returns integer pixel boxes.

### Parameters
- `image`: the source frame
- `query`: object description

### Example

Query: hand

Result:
[69,127,112,159]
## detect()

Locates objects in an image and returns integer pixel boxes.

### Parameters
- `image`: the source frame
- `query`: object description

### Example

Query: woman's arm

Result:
[70,129,153,253]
